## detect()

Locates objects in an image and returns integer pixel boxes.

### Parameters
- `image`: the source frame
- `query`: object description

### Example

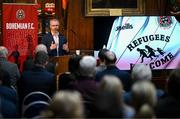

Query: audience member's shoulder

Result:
[0,86,17,103]
[6,61,18,67]
[121,70,130,75]
[45,70,55,77]
[21,70,31,75]
[0,96,19,118]
[0,86,16,94]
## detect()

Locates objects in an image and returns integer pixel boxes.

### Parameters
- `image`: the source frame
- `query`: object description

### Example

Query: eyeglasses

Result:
[51,25,59,26]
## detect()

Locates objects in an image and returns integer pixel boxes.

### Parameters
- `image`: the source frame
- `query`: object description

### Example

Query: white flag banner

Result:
[107,16,180,70]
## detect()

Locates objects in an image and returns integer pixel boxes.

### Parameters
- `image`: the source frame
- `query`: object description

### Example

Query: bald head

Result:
[0,46,8,58]
[35,44,48,54]
[79,56,97,77]
[131,64,152,82]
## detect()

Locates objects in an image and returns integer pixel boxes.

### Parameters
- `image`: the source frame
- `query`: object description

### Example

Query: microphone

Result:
[70,29,81,55]
[70,29,76,35]
[70,29,79,41]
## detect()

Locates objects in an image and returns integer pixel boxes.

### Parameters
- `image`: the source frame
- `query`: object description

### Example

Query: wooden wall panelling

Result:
[67,0,93,52]
[55,0,66,36]
[145,0,167,15]
[15,0,34,3]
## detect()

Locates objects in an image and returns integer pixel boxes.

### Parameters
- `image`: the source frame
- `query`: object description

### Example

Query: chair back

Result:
[22,91,51,112]
[23,91,51,106]
[23,101,49,118]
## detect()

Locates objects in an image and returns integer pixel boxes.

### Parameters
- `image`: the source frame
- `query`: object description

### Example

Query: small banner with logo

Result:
[107,16,180,70]
[2,3,38,70]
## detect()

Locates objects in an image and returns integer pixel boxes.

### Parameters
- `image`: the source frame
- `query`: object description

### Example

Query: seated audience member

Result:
[0,66,19,118]
[124,64,164,104]
[58,55,82,90]
[41,90,84,118]
[131,64,152,82]
[68,55,82,77]
[0,67,18,105]
[23,44,56,73]
[96,48,109,73]
[72,56,97,103]
[23,44,48,71]
[35,44,56,73]
[0,46,20,89]
[131,81,157,117]
[96,51,131,91]
[156,69,180,118]
[91,75,135,118]
[19,51,56,101]
[22,55,34,71]
[35,44,48,54]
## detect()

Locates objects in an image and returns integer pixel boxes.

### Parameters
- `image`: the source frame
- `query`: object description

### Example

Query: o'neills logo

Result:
[116,23,133,31]
[16,9,25,20]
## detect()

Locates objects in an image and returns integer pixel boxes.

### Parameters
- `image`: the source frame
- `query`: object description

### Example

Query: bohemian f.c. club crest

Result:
[158,16,173,29]
[16,9,25,20]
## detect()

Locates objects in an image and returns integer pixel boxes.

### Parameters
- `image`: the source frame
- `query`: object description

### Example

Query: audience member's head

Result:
[104,51,117,65]
[131,81,157,111]
[68,55,82,74]
[131,64,152,82]
[34,51,49,67]
[48,90,84,118]
[167,68,180,99]
[0,46,8,58]
[94,75,123,117]
[136,103,156,118]
[79,56,97,77]
[98,49,109,63]
[35,44,48,54]
[98,75,123,102]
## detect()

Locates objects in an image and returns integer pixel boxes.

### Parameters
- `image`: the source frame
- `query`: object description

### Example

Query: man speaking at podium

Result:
[42,18,69,56]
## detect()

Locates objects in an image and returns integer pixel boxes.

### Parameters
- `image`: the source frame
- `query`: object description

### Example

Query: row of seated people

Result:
[0,45,55,118]
[1,68,178,118]
[0,45,180,118]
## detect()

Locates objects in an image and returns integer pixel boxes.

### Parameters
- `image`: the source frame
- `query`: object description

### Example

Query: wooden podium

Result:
[49,55,71,75]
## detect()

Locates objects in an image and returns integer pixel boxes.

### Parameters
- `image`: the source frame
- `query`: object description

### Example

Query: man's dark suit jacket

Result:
[0,96,19,118]
[95,65,131,91]
[23,57,56,73]
[0,58,20,87]
[0,86,18,105]
[19,66,56,100]
[42,32,68,56]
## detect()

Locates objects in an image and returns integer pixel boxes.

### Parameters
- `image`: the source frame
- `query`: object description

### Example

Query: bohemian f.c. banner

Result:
[3,4,38,70]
